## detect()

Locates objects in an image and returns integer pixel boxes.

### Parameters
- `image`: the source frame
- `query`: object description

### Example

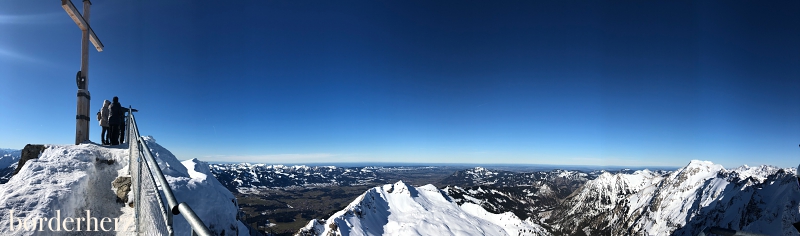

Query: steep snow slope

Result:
[0,144,128,235]
[138,136,244,236]
[0,138,245,236]
[549,160,800,236]
[296,181,548,236]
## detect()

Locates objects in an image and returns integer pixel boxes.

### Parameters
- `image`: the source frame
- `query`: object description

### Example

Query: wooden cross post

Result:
[62,0,104,145]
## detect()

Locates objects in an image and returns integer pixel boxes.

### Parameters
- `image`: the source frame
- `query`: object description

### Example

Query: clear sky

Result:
[1,1,799,168]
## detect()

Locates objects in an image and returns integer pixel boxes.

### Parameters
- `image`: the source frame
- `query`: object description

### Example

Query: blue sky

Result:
[1,1,799,168]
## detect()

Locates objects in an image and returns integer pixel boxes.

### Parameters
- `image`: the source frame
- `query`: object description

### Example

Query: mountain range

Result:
[4,143,795,235]
[280,161,800,236]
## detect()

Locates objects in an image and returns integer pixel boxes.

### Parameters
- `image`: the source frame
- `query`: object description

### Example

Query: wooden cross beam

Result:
[63,0,104,145]
[62,0,103,52]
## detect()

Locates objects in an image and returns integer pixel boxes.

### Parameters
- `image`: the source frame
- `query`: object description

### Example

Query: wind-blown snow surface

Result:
[297,181,549,236]
[0,144,129,235]
[549,160,800,236]
[0,138,245,236]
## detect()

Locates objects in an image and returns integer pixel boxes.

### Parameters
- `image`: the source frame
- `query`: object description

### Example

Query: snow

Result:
[299,180,549,236]
[0,138,246,236]
[0,143,129,235]
[553,159,800,236]
[140,136,188,177]
[141,137,242,236]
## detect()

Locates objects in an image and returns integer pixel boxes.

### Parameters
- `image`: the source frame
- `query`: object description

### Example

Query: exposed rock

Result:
[95,157,115,165]
[12,144,45,176]
[112,176,132,206]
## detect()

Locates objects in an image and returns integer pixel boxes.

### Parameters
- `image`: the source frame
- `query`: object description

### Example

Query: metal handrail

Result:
[128,108,213,236]
[129,113,173,235]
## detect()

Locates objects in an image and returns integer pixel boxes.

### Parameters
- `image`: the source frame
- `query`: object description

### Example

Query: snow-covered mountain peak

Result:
[141,135,189,177]
[297,180,550,236]
[680,160,724,175]
[729,164,782,182]
[385,180,413,195]
[141,142,239,235]
[682,160,725,173]
[588,170,658,190]
[416,184,440,192]
[550,160,800,235]
[0,139,244,235]
[595,171,614,180]
[687,159,716,167]
[184,158,211,180]
[633,169,652,175]
[468,166,494,175]
[667,160,724,187]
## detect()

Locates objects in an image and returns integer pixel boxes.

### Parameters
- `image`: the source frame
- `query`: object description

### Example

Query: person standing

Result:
[98,99,111,145]
[108,96,136,145]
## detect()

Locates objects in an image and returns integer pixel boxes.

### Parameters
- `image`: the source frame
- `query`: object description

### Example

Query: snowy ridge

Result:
[0,138,246,235]
[549,160,800,236]
[296,181,549,236]
[0,144,129,235]
[140,136,243,236]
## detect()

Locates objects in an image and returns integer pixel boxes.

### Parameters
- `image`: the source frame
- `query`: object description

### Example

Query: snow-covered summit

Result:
[296,180,549,236]
[141,136,189,176]
[0,139,244,235]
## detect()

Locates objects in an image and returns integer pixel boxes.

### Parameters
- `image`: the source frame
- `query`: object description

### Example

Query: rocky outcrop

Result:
[12,144,45,176]
[112,176,132,206]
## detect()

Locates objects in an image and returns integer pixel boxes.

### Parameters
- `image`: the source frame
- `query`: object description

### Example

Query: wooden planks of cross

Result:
[62,0,104,145]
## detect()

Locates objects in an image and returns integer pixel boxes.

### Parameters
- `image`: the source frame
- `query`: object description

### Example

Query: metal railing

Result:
[127,109,213,236]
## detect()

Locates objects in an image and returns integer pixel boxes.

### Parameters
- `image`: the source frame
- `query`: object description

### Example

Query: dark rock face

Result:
[12,144,46,176]
[112,176,132,206]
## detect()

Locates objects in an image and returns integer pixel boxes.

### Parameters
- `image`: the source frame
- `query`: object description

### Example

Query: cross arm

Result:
[61,0,104,52]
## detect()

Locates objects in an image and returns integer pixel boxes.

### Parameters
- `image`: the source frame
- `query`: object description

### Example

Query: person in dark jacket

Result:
[108,96,136,145]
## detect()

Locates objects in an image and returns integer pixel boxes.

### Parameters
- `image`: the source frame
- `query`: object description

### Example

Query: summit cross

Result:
[61,0,104,145]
